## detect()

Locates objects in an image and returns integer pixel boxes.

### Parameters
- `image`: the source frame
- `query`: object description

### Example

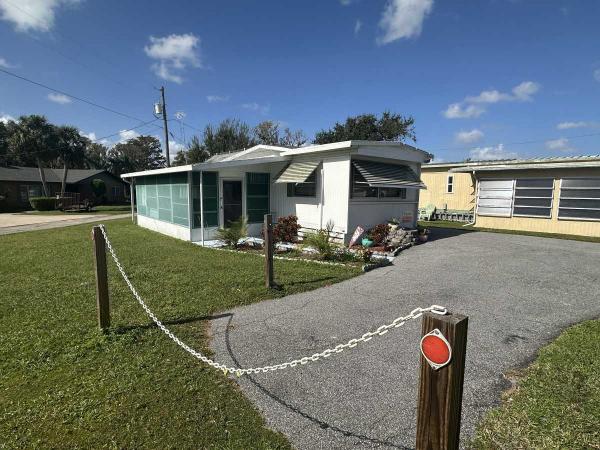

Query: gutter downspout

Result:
[463,170,477,227]
[200,170,205,246]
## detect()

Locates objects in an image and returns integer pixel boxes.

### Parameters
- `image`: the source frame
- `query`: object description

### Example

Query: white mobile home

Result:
[121,141,431,243]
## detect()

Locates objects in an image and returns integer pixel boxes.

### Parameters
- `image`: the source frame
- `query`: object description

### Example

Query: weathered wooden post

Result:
[263,214,274,288]
[92,225,110,330]
[416,312,468,450]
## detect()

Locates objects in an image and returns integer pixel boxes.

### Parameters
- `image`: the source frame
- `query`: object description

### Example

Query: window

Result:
[447,175,454,193]
[135,173,189,226]
[20,184,41,202]
[558,177,600,221]
[476,179,513,217]
[512,178,553,218]
[350,165,407,199]
[112,186,121,198]
[287,170,317,197]
[192,172,219,227]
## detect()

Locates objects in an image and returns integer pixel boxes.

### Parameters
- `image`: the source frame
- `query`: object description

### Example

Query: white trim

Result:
[121,165,193,178]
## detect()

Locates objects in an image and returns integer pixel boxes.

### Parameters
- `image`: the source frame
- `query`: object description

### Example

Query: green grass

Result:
[0,220,360,449]
[470,320,600,449]
[419,220,600,243]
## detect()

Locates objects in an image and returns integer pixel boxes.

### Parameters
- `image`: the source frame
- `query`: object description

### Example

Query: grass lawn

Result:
[0,219,360,449]
[419,220,600,243]
[470,319,600,449]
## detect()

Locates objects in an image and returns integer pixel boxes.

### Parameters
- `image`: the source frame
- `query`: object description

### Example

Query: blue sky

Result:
[1,0,599,162]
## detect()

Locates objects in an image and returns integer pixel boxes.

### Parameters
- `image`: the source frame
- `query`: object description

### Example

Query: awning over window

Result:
[274,161,320,183]
[352,159,426,189]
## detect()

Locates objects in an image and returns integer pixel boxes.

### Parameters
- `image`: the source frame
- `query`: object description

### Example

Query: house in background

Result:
[121,140,431,243]
[419,155,600,237]
[0,166,128,212]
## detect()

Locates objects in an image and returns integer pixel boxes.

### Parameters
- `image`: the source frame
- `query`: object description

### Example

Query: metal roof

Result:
[0,166,108,183]
[424,154,600,170]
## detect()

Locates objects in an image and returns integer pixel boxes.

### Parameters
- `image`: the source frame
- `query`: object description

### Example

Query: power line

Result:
[0,67,164,135]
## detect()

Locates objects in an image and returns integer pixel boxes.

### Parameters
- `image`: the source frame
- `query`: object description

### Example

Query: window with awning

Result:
[351,159,425,189]
[350,159,424,199]
[275,161,320,198]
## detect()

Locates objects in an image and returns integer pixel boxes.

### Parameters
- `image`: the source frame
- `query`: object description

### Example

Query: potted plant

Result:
[361,234,374,247]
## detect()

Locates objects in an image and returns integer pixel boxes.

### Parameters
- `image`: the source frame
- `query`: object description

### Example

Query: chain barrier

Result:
[98,225,447,377]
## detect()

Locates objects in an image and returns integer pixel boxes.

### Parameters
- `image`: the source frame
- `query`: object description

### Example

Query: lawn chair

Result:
[418,204,436,221]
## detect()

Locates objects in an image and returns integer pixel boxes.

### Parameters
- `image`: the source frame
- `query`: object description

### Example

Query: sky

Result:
[1,0,599,162]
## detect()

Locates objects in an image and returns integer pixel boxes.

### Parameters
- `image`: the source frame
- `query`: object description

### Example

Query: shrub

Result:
[368,223,390,246]
[91,179,106,204]
[302,221,337,260]
[29,196,56,211]
[273,215,300,243]
[216,216,248,248]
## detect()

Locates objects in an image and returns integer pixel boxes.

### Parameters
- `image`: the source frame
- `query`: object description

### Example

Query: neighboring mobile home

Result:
[419,155,600,237]
[121,140,431,243]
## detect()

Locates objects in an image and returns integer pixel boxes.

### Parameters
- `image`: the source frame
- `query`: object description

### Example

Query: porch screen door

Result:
[222,180,243,226]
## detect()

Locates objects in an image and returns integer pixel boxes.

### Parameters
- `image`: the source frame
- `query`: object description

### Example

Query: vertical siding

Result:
[419,170,475,210]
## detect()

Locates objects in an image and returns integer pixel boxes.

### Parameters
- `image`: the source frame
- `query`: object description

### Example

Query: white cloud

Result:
[81,131,96,140]
[47,92,71,104]
[455,129,484,144]
[546,138,573,152]
[241,102,270,115]
[444,81,540,119]
[354,19,362,35]
[594,68,600,82]
[465,90,511,104]
[443,103,485,119]
[469,144,518,161]
[556,121,598,130]
[0,56,16,68]
[144,33,201,84]
[512,81,540,101]
[119,129,139,142]
[207,95,229,103]
[0,113,15,124]
[377,0,433,44]
[0,0,80,32]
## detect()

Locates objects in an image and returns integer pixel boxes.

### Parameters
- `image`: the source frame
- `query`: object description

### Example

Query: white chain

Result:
[98,225,447,377]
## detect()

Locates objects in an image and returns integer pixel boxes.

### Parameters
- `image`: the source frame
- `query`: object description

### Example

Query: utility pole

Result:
[160,86,171,167]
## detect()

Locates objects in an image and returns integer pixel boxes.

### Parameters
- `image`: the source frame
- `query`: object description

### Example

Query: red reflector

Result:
[420,329,452,369]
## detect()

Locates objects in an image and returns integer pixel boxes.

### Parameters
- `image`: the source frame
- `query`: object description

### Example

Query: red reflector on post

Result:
[420,328,452,370]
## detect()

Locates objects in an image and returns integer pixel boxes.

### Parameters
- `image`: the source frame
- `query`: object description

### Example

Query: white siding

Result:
[137,215,191,241]
[270,154,351,236]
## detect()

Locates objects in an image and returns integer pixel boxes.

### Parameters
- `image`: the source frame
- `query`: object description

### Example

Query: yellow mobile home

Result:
[419,156,600,237]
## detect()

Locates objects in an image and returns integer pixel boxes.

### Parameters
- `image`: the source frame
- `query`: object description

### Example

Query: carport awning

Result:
[274,161,319,183]
[352,159,426,189]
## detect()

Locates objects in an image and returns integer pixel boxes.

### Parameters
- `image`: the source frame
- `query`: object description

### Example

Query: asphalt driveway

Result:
[0,212,129,235]
[210,229,600,449]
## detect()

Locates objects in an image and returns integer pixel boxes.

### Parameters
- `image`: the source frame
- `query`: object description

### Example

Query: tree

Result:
[314,111,416,145]
[56,126,89,196]
[8,115,58,196]
[279,127,307,148]
[108,135,166,176]
[172,136,211,166]
[84,142,109,170]
[0,121,8,166]
[254,121,280,146]
[253,121,307,148]
[203,118,256,156]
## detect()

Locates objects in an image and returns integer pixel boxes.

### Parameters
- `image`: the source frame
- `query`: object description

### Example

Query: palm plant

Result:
[9,115,58,196]
[56,126,89,196]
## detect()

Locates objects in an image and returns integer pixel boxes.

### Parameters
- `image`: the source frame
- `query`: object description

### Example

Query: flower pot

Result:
[361,238,374,247]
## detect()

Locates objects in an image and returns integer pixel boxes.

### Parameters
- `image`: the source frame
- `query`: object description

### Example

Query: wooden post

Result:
[416,312,468,450]
[264,214,274,288]
[92,225,110,330]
